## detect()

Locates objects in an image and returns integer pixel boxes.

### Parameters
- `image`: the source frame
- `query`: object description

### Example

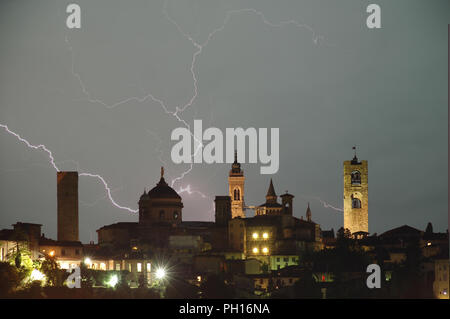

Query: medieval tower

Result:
[57,171,79,242]
[228,151,245,218]
[343,149,368,234]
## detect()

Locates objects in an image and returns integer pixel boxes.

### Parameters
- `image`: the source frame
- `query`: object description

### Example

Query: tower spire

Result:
[266,179,277,203]
[306,202,312,222]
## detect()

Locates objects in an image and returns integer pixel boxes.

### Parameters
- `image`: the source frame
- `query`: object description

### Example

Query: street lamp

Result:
[155,267,166,280]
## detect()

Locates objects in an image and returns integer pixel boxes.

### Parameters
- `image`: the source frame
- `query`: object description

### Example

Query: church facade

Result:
[95,153,323,270]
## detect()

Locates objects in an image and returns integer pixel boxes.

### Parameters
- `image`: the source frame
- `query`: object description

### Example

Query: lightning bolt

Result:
[299,194,343,213]
[176,184,207,199]
[3,2,329,217]
[0,123,138,213]
[65,0,327,190]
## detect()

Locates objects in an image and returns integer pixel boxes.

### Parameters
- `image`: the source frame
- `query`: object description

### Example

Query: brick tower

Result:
[57,171,79,242]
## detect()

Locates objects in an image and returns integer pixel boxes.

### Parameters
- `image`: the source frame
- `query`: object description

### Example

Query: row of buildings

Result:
[0,152,448,298]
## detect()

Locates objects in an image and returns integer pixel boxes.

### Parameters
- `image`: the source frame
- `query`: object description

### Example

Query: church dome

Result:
[139,190,149,201]
[148,176,181,199]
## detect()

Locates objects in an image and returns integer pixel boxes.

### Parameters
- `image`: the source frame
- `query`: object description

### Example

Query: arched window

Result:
[351,171,361,185]
[352,197,361,209]
[159,210,165,219]
[234,188,240,201]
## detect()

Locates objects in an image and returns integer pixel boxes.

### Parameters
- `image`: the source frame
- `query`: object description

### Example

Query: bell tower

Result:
[343,147,368,234]
[228,150,245,218]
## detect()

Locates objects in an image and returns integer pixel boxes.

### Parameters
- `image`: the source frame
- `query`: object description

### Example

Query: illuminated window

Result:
[263,232,269,239]
[262,247,269,254]
[137,263,142,272]
[147,263,151,272]
[100,263,106,270]
[128,264,131,272]
[116,263,121,271]
[252,233,259,239]
[252,247,259,254]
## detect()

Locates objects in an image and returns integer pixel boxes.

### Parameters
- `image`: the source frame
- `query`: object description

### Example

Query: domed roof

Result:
[148,177,181,199]
[139,190,149,201]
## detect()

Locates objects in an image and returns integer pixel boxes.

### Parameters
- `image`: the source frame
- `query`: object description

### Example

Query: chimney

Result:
[57,171,79,242]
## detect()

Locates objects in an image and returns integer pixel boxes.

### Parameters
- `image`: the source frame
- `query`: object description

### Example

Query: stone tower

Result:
[57,171,79,242]
[343,149,368,234]
[281,192,294,215]
[214,196,232,226]
[228,151,245,218]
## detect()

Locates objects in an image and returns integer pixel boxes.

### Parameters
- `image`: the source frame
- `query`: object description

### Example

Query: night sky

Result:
[0,0,448,243]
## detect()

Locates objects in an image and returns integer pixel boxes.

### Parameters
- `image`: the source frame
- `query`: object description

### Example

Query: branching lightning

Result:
[0,123,138,213]
[2,1,332,215]
[299,194,343,213]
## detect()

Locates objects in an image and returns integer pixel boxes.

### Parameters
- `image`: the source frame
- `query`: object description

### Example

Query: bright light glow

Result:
[100,262,106,270]
[106,275,118,288]
[262,247,269,254]
[427,242,431,246]
[49,250,55,257]
[197,276,202,282]
[155,268,166,279]
[132,246,138,250]
[252,247,259,254]
[60,262,69,269]
[30,269,46,281]
[263,232,269,239]
[137,263,142,272]
[252,233,259,239]
[84,257,92,265]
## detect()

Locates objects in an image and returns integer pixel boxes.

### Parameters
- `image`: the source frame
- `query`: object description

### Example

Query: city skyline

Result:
[1,0,448,243]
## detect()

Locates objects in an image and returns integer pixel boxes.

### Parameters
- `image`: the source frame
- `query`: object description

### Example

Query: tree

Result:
[40,256,59,286]
[0,262,21,296]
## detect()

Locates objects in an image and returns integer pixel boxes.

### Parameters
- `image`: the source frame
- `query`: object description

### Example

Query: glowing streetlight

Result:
[84,257,92,265]
[263,232,269,239]
[49,250,55,257]
[252,233,259,239]
[155,267,166,280]
[106,274,118,288]
[262,247,269,254]
[252,247,259,254]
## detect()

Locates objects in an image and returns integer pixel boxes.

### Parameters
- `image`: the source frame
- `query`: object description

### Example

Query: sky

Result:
[0,0,448,243]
